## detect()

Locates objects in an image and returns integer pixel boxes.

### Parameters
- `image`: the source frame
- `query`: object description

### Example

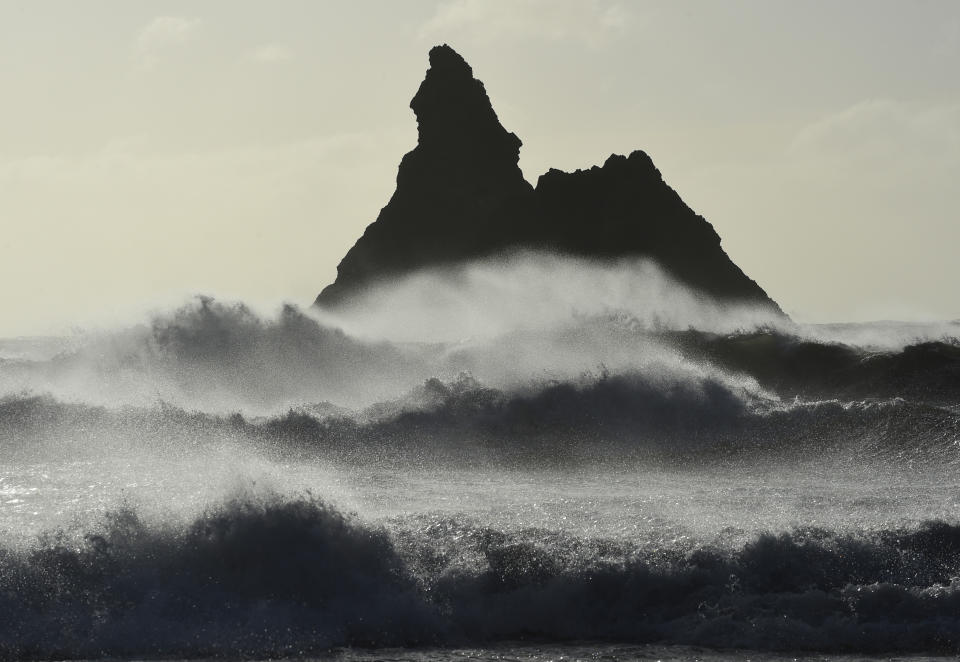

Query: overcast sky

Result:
[1,0,958,335]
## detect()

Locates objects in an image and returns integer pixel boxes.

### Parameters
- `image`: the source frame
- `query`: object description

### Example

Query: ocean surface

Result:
[2,261,960,660]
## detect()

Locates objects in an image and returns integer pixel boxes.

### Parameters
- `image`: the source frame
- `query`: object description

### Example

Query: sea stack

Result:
[532,151,777,307]
[315,45,537,307]
[315,45,781,314]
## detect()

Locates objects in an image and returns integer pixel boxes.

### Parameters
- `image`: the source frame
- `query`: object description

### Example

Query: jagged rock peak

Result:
[532,149,780,310]
[313,45,536,308]
[539,150,659,185]
[410,44,521,160]
[315,46,783,315]
[423,43,472,77]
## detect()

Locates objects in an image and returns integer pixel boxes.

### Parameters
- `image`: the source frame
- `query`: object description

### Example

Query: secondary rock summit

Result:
[315,45,781,314]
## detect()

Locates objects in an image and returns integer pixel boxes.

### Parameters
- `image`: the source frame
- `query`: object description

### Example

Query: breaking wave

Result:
[4,372,959,468]
[3,493,960,659]
[2,255,959,658]
[0,297,427,414]
[1,255,957,421]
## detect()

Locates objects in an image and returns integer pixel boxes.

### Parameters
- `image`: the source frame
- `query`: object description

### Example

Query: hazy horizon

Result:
[2,0,958,336]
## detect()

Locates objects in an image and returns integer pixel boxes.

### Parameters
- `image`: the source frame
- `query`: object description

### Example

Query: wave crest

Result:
[4,495,960,657]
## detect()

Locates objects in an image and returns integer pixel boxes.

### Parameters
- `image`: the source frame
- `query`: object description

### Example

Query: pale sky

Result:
[1,0,958,336]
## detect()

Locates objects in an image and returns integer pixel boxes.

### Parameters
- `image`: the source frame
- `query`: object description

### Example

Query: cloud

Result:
[136,16,201,66]
[420,0,629,46]
[788,99,960,163]
[249,44,295,64]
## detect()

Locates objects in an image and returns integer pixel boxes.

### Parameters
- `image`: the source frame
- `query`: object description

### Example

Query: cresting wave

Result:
[1,264,958,419]
[1,263,959,659]
[2,493,960,659]
[3,369,960,466]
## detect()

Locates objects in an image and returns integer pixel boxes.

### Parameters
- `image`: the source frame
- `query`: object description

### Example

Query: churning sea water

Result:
[2,293,960,659]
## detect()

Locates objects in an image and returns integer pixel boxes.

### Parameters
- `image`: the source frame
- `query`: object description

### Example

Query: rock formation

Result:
[315,45,536,307]
[315,44,781,314]
[532,151,776,307]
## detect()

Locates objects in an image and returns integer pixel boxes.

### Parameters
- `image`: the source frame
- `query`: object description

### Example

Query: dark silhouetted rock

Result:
[315,45,781,314]
[532,151,778,308]
[315,45,537,307]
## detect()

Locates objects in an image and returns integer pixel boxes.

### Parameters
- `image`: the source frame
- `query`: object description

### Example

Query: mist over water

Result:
[2,253,960,659]
[314,252,789,343]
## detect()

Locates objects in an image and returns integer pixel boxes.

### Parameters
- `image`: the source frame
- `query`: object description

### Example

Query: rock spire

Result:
[315,45,781,314]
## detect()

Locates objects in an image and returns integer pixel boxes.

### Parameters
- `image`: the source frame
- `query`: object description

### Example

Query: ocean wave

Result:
[3,493,960,658]
[0,494,433,659]
[4,369,960,465]
[675,329,960,406]
[0,297,427,414]
[2,293,957,420]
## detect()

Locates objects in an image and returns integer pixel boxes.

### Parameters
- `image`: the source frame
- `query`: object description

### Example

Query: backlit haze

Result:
[2,0,958,336]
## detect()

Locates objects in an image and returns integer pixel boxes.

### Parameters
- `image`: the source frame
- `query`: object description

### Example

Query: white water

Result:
[2,263,960,657]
